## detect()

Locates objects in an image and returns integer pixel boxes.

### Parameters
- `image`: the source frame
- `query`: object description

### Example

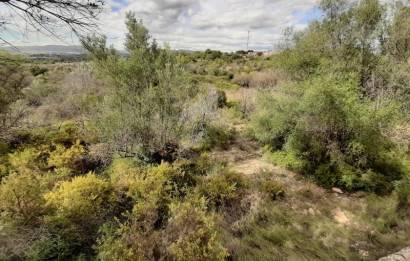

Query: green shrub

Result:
[200,125,235,151]
[44,173,117,256]
[198,169,248,210]
[265,150,306,173]
[8,147,44,173]
[250,85,302,150]
[395,175,410,215]
[30,65,48,76]
[0,172,49,225]
[216,90,227,108]
[45,173,116,223]
[25,235,72,261]
[0,51,30,139]
[252,74,404,193]
[165,197,228,261]
[48,140,86,170]
[106,157,142,192]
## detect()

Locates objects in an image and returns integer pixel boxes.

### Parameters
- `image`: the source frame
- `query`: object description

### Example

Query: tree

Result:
[0,51,30,139]
[0,0,104,44]
[354,0,384,88]
[83,12,195,161]
[388,6,410,61]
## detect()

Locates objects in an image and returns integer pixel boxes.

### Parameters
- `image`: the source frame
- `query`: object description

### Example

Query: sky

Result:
[1,0,324,51]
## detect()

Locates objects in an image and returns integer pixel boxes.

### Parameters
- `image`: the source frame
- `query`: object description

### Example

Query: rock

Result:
[359,250,369,257]
[379,247,410,260]
[334,208,350,225]
[308,208,315,215]
[332,187,344,194]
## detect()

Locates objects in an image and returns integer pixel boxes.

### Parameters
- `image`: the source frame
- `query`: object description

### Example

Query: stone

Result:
[332,187,344,194]
[379,247,410,261]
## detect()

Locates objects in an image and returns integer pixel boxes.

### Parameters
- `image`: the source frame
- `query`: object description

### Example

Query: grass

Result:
[216,166,410,261]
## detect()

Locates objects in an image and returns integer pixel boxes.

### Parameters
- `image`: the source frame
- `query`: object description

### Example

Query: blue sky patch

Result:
[294,6,323,25]
[111,0,128,12]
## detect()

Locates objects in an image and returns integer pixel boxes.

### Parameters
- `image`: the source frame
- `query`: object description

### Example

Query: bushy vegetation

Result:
[82,13,203,162]
[1,1,410,260]
[0,51,31,139]
[251,0,410,194]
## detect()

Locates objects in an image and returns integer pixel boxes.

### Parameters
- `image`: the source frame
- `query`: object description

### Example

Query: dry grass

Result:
[233,70,285,89]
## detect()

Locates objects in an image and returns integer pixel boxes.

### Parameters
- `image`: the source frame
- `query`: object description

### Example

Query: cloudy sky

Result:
[2,0,324,51]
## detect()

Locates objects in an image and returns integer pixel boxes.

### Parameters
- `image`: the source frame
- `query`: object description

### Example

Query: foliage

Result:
[96,196,228,261]
[165,197,228,261]
[395,174,410,215]
[83,12,197,160]
[0,171,48,225]
[198,169,249,210]
[30,66,48,76]
[265,150,306,173]
[43,173,117,256]
[47,140,86,170]
[0,51,31,138]
[45,173,115,223]
[200,125,235,151]
[252,74,404,193]
[388,6,410,61]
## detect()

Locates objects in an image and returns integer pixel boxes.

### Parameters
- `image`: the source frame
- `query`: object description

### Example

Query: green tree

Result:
[0,51,30,139]
[354,0,384,89]
[388,6,410,61]
[83,12,195,161]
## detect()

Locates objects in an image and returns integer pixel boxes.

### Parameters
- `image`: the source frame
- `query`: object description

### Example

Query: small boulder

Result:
[332,187,343,194]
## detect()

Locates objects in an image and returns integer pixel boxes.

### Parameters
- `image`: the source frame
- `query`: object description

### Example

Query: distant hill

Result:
[1,45,86,55]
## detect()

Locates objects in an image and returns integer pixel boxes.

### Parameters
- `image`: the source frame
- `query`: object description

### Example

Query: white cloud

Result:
[3,0,323,51]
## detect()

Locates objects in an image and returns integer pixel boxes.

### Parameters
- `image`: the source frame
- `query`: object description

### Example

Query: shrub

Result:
[30,65,48,76]
[0,172,48,225]
[106,158,142,192]
[45,122,82,146]
[395,175,410,215]
[198,169,248,210]
[200,125,235,151]
[45,173,115,223]
[250,85,302,149]
[24,235,72,261]
[44,173,117,256]
[96,164,179,261]
[260,179,285,200]
[233,73,251,88]
[216,89,227,108]
[8,147,45,173]
[234,71,281,89]
[252,74,404,193]
[165,197,228,261]
[48,140,86,170]
[265,150,306,173]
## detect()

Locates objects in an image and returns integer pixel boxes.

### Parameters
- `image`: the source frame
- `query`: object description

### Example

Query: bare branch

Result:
[0,0,104,44]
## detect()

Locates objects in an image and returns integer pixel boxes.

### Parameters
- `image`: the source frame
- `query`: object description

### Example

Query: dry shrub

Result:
[233,70,282,89]
[25,64,105,126]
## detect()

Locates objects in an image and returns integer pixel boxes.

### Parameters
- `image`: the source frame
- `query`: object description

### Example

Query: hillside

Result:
[1,0,410,260]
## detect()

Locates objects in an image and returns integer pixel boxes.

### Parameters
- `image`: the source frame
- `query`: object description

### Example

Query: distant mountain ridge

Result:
[1,45,86,55]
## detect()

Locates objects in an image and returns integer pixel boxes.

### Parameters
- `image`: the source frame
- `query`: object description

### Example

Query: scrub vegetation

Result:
[1,0,410,260]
